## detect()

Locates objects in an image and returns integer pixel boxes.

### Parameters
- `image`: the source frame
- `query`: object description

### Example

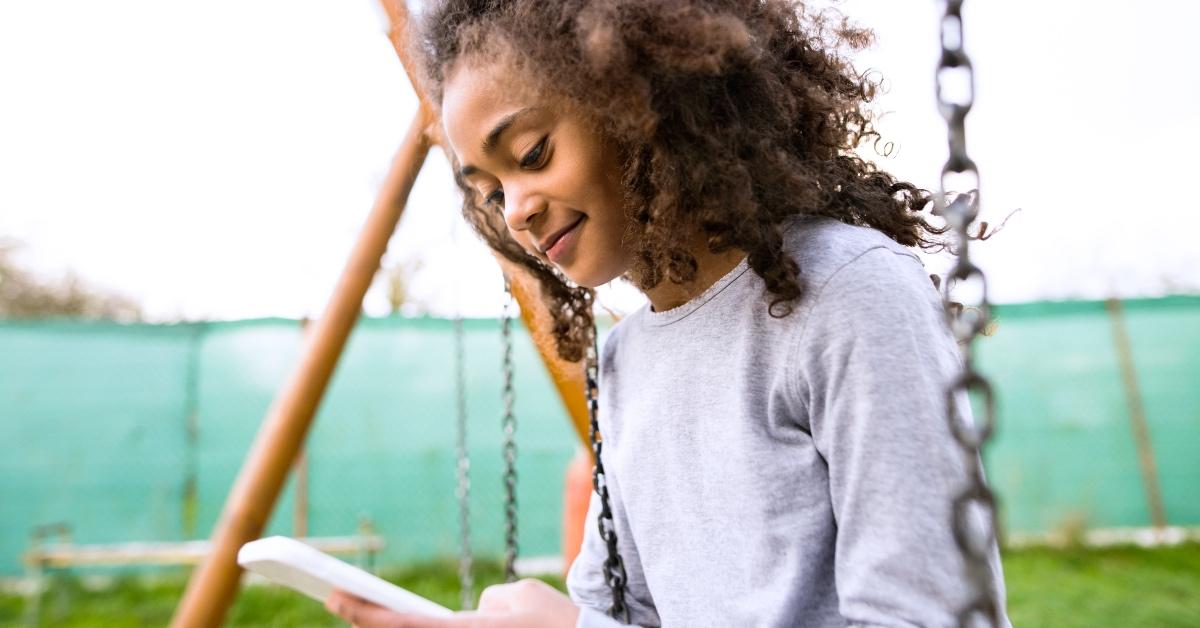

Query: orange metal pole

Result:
[169,104,435,628]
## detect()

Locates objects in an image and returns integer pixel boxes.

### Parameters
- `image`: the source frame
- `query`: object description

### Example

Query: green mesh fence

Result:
[0,316,579,577]
[977,296,1200,534]
[1,297,1197,577]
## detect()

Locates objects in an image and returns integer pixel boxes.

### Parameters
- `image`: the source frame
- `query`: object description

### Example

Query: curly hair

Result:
[413,0,950,362]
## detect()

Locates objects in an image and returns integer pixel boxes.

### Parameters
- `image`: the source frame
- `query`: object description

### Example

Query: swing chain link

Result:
[501,280,519,583]
[452,314,474,610]
[585,321,631,624]
[936,2,1001,627]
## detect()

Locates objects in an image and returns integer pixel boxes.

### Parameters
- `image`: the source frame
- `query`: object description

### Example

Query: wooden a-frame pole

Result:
[170,2,591,625]
[169,105,434,628]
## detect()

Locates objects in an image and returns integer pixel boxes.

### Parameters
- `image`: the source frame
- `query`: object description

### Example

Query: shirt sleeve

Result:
[793,246,1010,627]
[566,464,659,627]
[575,606,638,628]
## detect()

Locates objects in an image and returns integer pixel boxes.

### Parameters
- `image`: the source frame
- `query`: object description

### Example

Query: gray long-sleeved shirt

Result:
[566,215,1009,627]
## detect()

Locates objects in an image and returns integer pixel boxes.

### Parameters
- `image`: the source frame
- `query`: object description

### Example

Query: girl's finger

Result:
[476,582,518,612]
[326,590,506,628]
[326,591,432,628]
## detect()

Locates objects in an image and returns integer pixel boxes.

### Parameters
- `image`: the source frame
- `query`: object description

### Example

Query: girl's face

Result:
[440,59,635,288]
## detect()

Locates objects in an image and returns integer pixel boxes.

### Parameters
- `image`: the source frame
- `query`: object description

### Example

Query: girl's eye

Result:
[519,136,548,169]
[480,136,546,209]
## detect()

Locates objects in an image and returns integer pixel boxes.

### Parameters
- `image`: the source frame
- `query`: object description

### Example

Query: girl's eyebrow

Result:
[459,106,543,178]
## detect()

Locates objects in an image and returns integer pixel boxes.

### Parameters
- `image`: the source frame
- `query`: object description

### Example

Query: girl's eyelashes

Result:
[485,189,504,208]
[519,136,549,169]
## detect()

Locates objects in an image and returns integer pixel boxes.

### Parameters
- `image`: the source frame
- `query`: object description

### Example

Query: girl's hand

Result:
[325,578,581,628]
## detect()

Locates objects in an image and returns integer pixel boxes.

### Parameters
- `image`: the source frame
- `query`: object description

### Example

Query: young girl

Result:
[328,0,1009,626]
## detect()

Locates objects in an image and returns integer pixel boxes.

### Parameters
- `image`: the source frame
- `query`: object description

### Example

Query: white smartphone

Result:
[237,536,453,617]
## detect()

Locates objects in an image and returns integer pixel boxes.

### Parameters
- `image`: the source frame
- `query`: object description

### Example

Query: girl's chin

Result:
[557,263,615,289]
[558,269,599,289]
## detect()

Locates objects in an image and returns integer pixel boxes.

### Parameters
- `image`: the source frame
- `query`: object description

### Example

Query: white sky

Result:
[1,0,1197,321]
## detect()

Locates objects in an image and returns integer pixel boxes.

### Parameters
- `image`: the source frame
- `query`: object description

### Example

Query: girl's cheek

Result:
[510,231,540,259]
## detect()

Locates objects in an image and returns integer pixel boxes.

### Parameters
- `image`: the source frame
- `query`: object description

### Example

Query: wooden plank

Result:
[27,536,385,568]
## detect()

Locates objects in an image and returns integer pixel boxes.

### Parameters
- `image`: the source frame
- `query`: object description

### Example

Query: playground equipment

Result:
[448,278,523,611]
[24,521,382,627]
[167,2,595,626]
[933,2,1001,623]
[169,1,1007,626]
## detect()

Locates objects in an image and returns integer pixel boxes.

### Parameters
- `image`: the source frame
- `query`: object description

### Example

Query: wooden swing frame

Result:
[169,3,591,625]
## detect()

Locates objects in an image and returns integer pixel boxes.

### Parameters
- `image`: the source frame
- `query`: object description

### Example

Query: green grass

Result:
[2,545,1198,627]
[1,558,551,627]
[1002,543,1200,627]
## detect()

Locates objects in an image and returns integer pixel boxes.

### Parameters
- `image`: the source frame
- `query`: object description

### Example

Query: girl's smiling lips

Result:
[540,215,586,263]
[537,214,585,256]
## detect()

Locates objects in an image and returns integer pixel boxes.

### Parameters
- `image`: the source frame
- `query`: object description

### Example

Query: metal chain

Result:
[585,322,631,623]
[500,281,519,582]
[452,314,474,610]
[935,2,1000,626]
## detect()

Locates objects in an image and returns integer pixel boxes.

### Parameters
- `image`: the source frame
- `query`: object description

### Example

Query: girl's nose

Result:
[503,186,547,233]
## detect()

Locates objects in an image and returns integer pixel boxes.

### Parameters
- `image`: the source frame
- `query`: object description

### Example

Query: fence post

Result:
[1106,298,1168,529]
